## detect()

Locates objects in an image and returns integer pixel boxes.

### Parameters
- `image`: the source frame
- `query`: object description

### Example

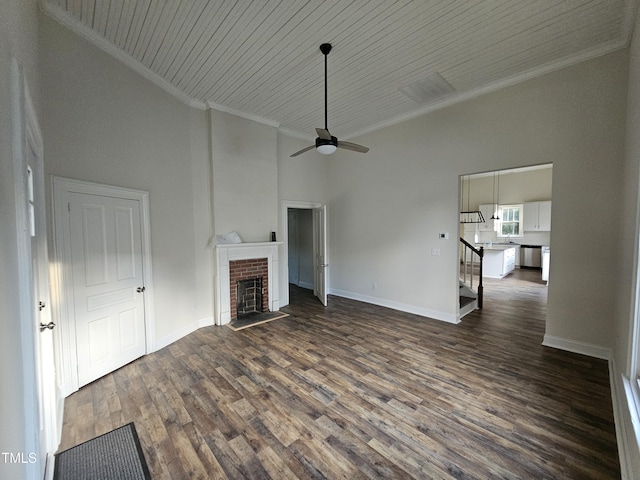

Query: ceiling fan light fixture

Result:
[317,144,337,155]
[316,136,337,155]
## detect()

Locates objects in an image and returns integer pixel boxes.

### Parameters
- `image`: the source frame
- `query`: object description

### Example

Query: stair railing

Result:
[460,238,484,309]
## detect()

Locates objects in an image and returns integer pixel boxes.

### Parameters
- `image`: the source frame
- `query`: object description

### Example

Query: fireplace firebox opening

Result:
[236,277,263,317]
[228,257,269,320]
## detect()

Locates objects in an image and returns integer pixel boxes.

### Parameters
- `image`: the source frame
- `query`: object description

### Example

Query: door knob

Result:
[136,286,146,293]
[39,322,55,332]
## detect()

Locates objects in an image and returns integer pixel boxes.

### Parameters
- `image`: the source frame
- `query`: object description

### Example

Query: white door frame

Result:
[313,204,328,306]
[11,57,57,480]
[280,200,328,307]
[51,176,155,396]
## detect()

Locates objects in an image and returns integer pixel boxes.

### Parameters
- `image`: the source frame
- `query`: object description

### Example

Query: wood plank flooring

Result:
[58,269,620,479]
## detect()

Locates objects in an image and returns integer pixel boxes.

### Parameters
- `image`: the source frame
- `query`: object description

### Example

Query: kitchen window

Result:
[498,204,523,237]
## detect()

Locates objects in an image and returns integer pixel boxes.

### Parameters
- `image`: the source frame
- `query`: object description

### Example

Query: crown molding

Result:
[40,1,207,110]
[207,101,280,128]
[40,0,636,139]
[345,39,630,140]
[277,127,311,141]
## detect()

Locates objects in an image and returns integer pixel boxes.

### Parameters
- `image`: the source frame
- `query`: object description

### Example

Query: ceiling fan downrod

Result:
[320,43,331,131]
[288,42,369,157]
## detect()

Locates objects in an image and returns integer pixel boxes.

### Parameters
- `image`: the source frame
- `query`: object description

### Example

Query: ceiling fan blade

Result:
[316,128,331,140]
[337,141,369,153]
[290,145,316,157]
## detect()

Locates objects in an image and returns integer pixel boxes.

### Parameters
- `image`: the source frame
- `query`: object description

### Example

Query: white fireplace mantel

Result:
[214,242,282,325]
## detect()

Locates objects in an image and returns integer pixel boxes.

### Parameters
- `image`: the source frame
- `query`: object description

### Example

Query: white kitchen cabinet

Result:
[523,201,551,231]
[483,246,516,278]
[478,204,497,231]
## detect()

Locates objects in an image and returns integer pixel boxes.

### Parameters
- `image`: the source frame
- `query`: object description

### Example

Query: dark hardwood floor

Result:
[58,268,620,479]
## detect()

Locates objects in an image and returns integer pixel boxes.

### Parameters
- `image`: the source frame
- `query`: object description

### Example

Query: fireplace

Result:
[229,257,268,319]
[214,242,281,325]
[236,277,263,316]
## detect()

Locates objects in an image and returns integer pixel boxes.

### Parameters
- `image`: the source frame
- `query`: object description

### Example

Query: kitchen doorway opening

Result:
[459,164,552,319]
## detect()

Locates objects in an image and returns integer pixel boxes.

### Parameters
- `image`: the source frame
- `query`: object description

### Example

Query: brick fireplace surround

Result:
[214,242,282,325]
[229,258,268,320]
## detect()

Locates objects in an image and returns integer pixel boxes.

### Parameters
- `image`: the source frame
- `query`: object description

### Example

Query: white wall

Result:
[210,109,278,243]
[190,108,214,323]
[323,49,627,341]
[462,168,553,209]
[277,134,331,204]
[0,1,43,478]
[277,133,332,302]
[39,15,210,345]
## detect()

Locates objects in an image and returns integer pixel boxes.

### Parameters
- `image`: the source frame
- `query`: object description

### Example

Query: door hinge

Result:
[39,321,55,332]
[68,202,71,213]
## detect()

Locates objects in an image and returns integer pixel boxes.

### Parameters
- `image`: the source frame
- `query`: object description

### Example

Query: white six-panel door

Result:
[67,192,147,387]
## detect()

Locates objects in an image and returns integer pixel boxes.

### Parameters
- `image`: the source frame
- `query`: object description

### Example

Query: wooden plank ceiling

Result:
[42,0,636,139]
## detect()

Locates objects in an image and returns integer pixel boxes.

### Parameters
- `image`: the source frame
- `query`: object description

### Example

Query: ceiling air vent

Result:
[399,72,456,104]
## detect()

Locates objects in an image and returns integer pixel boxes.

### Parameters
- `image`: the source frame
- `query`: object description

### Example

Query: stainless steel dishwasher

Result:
[520,245,542,268]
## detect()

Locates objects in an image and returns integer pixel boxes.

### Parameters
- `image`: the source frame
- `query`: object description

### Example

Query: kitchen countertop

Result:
[476,244,518,251]
[476,243,547,250]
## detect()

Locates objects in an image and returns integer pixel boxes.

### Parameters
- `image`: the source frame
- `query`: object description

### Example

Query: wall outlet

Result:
[431,248,441,256]
[439,232,449,239]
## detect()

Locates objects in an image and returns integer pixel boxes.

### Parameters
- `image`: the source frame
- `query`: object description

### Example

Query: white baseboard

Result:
[329,288,459,324]
[153,316,214,352]
[609,357,640,479]
[198,316,214,328]
[542,334,611,360]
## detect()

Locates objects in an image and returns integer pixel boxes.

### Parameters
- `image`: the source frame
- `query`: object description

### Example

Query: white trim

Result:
[153,317,213,352]
[39,2,207,110]
[39,1,632,141]
[345,40,630,140]
[278,127,312,141]
[10,56,46,480]
[51,176,155,395]
[214,242,282,325]
[329,288,460,324]
[609,354,640,480]
[207,101,280,128]
[199,316,215,328]
[621,374,640,479]
[542,334,611,360]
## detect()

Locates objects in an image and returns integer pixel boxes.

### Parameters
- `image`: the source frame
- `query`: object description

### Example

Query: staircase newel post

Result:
[478,246,484,309]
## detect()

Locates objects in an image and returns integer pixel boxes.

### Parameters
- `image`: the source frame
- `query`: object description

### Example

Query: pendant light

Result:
[459,174,484,223]
[490,172,500,220]
[496,172,501,219]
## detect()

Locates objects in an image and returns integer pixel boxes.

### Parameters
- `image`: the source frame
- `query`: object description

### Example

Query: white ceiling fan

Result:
[290,43,369,157]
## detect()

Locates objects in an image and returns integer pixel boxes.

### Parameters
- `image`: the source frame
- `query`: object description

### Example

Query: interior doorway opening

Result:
[288,208,314,290]
[458,164,553,318]
[281,201,328,308]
